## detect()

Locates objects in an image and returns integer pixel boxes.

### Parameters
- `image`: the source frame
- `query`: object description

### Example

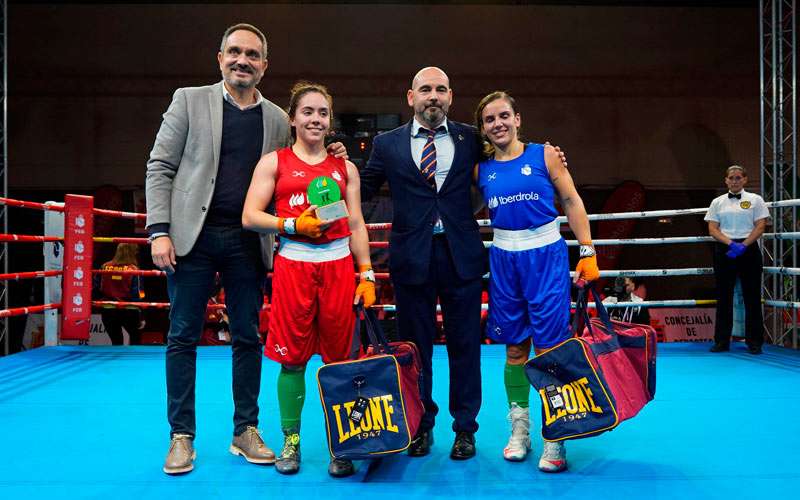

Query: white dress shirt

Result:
[410,118,454,193]
[704,189,770,239]
[410,118,454,234]
[222,81,264,110]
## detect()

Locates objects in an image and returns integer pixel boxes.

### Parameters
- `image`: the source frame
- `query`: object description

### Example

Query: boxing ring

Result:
[0,194,799,499]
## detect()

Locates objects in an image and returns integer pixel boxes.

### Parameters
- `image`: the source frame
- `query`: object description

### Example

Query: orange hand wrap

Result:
[295,207,324,238]
[575,255,600,282]
[354,264,376,307]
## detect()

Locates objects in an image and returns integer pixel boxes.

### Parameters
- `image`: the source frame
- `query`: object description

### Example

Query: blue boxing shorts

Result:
[487,221,572,349]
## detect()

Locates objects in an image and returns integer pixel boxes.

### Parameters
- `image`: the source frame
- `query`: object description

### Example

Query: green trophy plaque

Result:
[307,176,349,221]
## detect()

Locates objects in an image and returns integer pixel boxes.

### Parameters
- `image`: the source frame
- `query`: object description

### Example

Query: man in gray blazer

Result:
[146,23,289,475]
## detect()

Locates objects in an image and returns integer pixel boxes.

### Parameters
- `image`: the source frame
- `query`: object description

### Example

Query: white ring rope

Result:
[566,236,713,246]
[477,200,800,310]
[763,232,800,240]
[763,267,800,276]
[372,299,718,313]
[480,233,800,248]
[578,299,716,309]
[476,268,715,280]
[765,300,800,309]
[474,198,800,227]
[517,267,800,277]
[568,269,714,277]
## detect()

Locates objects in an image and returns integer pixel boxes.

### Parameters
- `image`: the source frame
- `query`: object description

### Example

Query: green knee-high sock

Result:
[504,363,530,408]
[277,366,307,431]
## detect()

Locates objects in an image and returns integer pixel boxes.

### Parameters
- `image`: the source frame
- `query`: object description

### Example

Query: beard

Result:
[225,65,260,89]
[420,104,446,126]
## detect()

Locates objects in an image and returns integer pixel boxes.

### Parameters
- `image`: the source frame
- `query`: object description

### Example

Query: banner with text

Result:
[649,308,715,342]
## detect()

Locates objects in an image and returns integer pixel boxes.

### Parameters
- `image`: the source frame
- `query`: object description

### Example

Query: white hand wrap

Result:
[283,218,297,235]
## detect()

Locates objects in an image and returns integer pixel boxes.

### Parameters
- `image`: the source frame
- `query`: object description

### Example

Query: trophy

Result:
[307,176,349,222]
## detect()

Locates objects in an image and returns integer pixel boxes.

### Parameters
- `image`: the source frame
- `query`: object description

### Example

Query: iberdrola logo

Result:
[488,196,499,209]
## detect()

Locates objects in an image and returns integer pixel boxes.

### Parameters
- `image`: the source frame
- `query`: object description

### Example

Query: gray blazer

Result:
[145,81,290,267]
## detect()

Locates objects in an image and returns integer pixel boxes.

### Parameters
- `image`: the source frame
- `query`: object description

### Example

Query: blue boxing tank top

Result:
[477,143,558,230]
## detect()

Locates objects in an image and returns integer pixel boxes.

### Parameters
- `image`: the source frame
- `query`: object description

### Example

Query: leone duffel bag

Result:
[525,333,620,442]
[575,283,657,421]
[316,306,424,460]
[525,281,657,442]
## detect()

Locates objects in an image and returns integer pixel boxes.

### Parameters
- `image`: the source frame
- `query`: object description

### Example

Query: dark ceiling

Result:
[7,0,758,6]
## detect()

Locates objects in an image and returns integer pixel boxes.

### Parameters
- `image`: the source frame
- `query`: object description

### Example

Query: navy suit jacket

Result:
[361,120,487,285]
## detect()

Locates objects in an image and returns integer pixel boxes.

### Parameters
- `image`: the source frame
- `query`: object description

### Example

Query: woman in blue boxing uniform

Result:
[474,91,599,472]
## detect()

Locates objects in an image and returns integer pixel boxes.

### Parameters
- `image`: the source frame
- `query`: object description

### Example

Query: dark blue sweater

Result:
[205,99,264,227]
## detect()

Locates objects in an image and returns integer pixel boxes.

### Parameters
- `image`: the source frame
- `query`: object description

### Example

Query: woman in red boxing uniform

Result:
[242,81,375,478]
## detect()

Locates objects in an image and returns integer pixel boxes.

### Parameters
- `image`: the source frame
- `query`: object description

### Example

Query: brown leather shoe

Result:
[229,426,276,464]
[163,434,195,475]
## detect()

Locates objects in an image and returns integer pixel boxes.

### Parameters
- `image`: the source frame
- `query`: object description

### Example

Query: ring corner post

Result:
[60,194,94,344]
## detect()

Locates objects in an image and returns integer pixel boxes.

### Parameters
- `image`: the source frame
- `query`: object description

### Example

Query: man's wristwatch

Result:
[148,233,169,244]
[579,244,596,258]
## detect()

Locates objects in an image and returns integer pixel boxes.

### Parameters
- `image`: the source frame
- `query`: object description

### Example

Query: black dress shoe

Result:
[408,430,433,457]
[747,345,763,355]
[450,431,476,460]
[328,458,355,477]
[709,343,730,353]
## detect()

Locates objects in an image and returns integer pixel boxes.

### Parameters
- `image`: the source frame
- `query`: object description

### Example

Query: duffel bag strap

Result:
[349,307,363,359]
[574,281,619,344]
[585,282,615,334]
[572,283,594,338]
[358,305,393,354]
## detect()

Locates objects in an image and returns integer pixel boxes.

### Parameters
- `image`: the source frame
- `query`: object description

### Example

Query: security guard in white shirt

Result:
[704,165,770,354]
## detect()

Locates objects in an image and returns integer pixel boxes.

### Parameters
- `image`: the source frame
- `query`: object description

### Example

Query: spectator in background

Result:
[602,277,650,325]
[201,285,231,346]
[93,243,143,345]
[705,165,770,354]
[631,277,647,300]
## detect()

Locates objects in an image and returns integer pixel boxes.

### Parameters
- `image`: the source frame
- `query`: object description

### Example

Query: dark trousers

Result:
[393,235,482,434]
[100,309,140,345]
[713,241,764,348]
[166,226,265,438]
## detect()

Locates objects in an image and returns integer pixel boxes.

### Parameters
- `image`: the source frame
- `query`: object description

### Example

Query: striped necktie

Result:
[419,128,440,188]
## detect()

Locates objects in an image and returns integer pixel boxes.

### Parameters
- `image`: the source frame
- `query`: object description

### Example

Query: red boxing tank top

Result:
[274,147,351,244]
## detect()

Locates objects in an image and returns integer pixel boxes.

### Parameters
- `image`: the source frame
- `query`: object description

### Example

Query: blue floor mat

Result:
[1,342,798,499]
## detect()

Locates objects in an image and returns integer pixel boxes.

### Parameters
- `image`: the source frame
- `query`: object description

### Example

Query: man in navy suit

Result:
[360,67,486,460]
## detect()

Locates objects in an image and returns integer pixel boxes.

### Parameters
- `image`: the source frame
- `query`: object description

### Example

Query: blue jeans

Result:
[166,225,265,437]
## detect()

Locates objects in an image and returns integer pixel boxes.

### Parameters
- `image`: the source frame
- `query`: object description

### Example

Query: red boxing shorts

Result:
[266,246,356,365]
